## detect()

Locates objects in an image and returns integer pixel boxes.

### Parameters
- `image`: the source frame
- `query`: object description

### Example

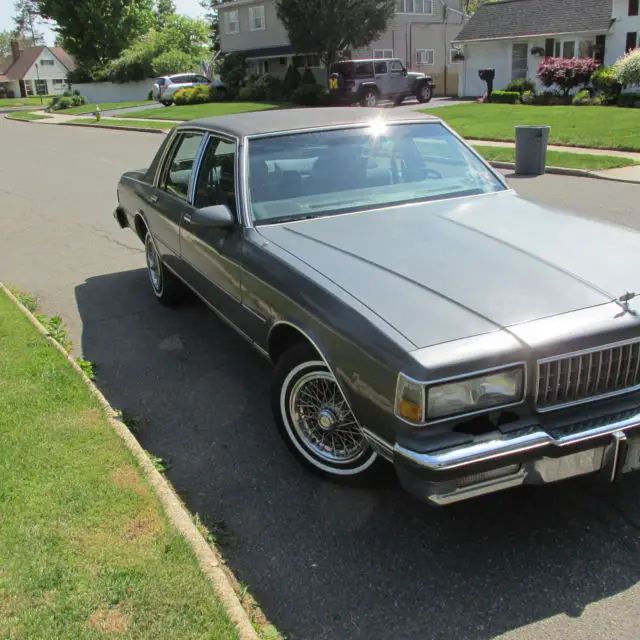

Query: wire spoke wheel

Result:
[145,235,162,295]
[289,370,368,465]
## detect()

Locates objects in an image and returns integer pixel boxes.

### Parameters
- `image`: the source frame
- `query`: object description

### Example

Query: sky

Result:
[0,0,207,45]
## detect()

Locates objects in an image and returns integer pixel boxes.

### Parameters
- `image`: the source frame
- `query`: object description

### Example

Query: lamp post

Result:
[34,61,43,104]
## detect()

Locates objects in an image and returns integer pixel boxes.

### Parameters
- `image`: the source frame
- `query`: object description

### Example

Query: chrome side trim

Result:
[162,262,269,360]
[536,336,640,413]
[395,408,640,473]
[361,427,394,462]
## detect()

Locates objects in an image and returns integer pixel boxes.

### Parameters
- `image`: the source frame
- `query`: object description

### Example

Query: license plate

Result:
[622,436,640,474]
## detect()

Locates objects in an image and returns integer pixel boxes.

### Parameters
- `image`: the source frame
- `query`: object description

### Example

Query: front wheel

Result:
[416,83,433,104]
[360,88,379,108]
[271,344,385,484]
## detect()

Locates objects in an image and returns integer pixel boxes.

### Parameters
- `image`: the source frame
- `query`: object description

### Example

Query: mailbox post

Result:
[478,68,496,102]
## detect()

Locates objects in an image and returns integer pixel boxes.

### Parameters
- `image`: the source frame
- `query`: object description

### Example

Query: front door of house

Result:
[511,43,528,80]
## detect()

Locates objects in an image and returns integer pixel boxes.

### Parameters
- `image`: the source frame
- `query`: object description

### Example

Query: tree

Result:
[613,48,640,87]
[276,0,396,69]
[537,57,598,99]
[463,0,500,14]
[35,0,155,66]
[13,0,45,43]
[199,0,223,51]
[109,15,210,81]
[155,0,175,29]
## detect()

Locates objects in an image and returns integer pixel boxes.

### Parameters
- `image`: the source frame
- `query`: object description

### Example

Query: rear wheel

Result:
[161,100,172,106]
[416,83,433,103]
[271,344,385,484]
[360,88,379,107]
[144,232,186,306]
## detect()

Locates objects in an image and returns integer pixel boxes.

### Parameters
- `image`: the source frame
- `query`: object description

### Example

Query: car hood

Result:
[257,191,640,348]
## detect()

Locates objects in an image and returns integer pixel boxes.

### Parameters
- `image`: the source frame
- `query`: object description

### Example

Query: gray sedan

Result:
[114,108,640,506]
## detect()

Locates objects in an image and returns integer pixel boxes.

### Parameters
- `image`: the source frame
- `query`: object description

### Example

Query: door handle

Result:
[183,214,192,224]
[149,194,159,203]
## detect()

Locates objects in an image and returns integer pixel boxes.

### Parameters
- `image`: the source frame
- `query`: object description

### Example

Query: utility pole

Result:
[26,7,43,104]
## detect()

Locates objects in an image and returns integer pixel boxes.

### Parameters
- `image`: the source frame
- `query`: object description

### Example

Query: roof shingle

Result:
[455,0,613,43]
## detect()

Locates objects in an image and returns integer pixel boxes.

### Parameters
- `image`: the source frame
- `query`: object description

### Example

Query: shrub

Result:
[300,67,316,86]
[220,52,247,93]
[173,85,216,105]
[537,57,598,98]
[520,90,535,105]
[618,92,640,108]
[282,64,302,97]
[238,74,283,101]
[174,87,194,105]
[590,65,622,104]
[291,83,330,106]
[238,83,263,101]
[71,94,87,107]
[147,89,153,101]
[490,90,520,104]
[504,78,536,95]
[53,96,73,110]
[572,89,591,106]
[613,48,640,87]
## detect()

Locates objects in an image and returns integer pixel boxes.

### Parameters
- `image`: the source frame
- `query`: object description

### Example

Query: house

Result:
[218,0,467,96]
[0,41,77,99]
[454,0,640,98]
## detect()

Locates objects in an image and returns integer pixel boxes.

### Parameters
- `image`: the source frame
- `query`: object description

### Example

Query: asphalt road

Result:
[2,117,640,640]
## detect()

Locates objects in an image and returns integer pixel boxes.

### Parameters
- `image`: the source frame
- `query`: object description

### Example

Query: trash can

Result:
[515,125,550,175]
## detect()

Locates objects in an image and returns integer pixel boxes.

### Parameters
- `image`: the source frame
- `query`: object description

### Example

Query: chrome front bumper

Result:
[390,407,640,505]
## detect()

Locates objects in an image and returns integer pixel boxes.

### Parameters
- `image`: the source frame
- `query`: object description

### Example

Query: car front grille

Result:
[536,340,640,410]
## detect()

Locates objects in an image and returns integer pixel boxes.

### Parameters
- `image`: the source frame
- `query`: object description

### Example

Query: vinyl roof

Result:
[187,107,439,137]
[455,0,613,42]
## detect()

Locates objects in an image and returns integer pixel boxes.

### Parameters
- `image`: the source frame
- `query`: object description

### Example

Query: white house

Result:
[454,0,640,97]
[0,42,77,99]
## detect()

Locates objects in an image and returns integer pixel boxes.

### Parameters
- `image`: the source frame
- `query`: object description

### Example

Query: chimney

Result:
[10,40,22,63]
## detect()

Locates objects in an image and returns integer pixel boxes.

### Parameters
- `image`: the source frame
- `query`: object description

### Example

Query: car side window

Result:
[390,60,404,75]
[354,62,374,78]
[195,75,210,84]
[194,136,237,215]
[374,61,387,74]
[160,132,205,201]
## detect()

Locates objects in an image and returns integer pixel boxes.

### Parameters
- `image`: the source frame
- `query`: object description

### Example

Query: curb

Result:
[0,282,260,640]
[60,121,169,134]
[488,161,640,185]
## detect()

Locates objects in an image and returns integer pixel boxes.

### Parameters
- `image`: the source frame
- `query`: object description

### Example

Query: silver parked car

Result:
[114,108,640,507]
[152,72,226,106]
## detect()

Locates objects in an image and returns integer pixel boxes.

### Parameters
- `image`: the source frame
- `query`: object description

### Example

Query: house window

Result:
[511,43,528,79]
[396,0,433,15]
[578,40,596,58]
[449,48,461,64]
[248,60,269,75]
[39,59,54,66]
[23,79,34,96]
[52,79,65,86]
[626,32,638,52]
[373,49,393,58]
[416,49,434,65]
[249,5,265,31]
[224,10,240,34]
[34,79,48,95]
[595,35,606,63]
[630,0,639,17]
[554,40,576,58]
[545,38,555,57]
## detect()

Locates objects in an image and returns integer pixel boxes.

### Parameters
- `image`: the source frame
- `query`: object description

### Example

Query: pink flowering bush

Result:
[536,57,598,98]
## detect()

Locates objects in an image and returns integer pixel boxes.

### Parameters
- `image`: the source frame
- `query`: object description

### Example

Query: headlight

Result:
[427,367,525,420]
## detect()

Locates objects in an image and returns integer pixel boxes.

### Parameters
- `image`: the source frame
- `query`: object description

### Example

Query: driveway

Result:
[2,118,640,640]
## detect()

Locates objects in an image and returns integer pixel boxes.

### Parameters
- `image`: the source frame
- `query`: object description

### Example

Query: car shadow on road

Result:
[76,268,640,640]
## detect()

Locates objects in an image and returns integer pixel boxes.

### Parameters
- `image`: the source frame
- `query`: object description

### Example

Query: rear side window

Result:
[374,61,388,74]
[330,62,354,79]
[195,75,210,84]
[354,62,374,78]
[170,74,192,84]
[155,77,166,86]
[160,132,205,201]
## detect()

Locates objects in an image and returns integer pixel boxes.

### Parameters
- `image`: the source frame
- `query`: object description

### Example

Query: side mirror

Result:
[189,204,235,228]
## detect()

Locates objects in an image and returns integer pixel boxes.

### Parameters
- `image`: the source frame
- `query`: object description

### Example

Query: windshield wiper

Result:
[257,214,318,225]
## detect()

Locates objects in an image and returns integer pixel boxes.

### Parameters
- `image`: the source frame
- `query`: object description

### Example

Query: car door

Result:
[373,60,390,97]
[388,59,408,96]
[147,130,206,275]
[179,133,247,324]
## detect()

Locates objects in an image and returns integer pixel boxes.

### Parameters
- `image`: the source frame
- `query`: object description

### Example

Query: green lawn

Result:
[0,290,239,639]
[67,118,173,131]
[0,95,52,107]
[424,104,640,152]
[121,101,281,121]
[59,100,154,115]
[473,144,639,170]
[5,110,52,121]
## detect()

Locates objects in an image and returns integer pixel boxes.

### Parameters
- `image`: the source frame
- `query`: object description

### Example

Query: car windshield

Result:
[247,121,506,224]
